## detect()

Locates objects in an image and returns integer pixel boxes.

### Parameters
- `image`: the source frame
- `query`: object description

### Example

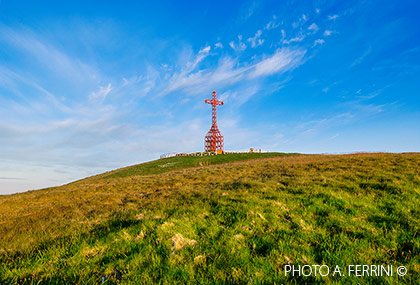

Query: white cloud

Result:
[313,39,325,47]
[162,56,247,96]
[199,45,211,54]
[0,66,74,114]
[0,25,98,85]
[215,42,223,49]
[324,30,333,36]
[89,83,112,102]
[247,30,264,47]
[351,46,372,67]
[182,46,211,74]
[281,29,286,40]
[308,23,319,32]
[328,14,339,20]
[265,22,277,30]
[218,86,260,107]
[292,14,308,29]
[328,133,340,140]
[229,35,246,51]
[143,79,155,94]
[239,1,258,21]
[249,48,306,78]
[283,35,305,44]
[265,16,280,30]
[161,47,306,96]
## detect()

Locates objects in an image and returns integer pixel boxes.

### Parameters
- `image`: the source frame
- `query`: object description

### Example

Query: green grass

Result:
[0,152,419,284]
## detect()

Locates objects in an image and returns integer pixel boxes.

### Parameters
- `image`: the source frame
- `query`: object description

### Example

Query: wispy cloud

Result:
[190,45,211,70]
[328,14,339,20]
[215,42,223,49]
[0,24,98,85]
[308,23,319,33]
[161,47,306,97]
[89,83,112,102]
[292,14,308,28]
[351,46,372,67]
[293,112,355,140]
[283,35,305,44]
[0,66,73,114]
[249,48,306,78]
[247,30,264,47]
[313,39,325,47]
[0,177,25,180]
[321,81,342,93]
[328,133,340,140]
[229,35,247,51]
[265,15,281,30]
[281,29,286,40]
[218,86,260,107]
[199,45,211,54]
[323,30,333,36]
[238,1,258,21]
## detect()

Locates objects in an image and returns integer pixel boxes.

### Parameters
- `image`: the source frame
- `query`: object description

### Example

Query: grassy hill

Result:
[0,152,419,284]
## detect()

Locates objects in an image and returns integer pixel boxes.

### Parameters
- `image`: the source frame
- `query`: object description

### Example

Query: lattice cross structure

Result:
[204,90,224,152]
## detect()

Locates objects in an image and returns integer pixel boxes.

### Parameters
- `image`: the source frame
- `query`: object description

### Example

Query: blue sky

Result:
[1,0,419,194]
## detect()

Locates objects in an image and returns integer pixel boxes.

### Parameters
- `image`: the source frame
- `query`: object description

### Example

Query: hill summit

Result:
[0,152,419,283]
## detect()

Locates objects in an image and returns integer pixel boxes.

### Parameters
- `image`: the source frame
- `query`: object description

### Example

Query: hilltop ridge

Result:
[0,152,419,283]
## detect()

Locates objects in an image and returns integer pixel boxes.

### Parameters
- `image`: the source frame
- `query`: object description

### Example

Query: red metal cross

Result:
[204,91,224,152]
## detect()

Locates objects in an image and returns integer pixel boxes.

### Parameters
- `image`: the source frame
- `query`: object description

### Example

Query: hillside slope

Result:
[0,153,419,283]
